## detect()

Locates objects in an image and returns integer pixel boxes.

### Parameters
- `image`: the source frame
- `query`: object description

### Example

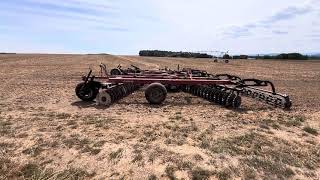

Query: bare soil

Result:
[0,54,319,179]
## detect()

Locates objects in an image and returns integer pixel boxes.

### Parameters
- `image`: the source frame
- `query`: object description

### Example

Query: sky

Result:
[0,0,319,55]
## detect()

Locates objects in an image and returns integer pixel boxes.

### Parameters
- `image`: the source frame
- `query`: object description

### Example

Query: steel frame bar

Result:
[94,76,233,85]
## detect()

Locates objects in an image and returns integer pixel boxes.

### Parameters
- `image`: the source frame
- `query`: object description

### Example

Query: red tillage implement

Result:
[75,64,292,109]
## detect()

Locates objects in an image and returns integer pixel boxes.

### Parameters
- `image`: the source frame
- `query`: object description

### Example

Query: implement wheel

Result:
[75,82,99,101]
[96,90,112,106]
[145,83,167,104]
[110,68,122,75]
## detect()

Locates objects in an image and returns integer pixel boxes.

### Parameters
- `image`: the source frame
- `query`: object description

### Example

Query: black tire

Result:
[110,68,122,75]
[75,82,99,101]
[145,83,167,104]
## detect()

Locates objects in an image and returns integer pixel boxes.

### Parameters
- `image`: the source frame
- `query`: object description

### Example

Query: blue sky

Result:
[0,0,319,55]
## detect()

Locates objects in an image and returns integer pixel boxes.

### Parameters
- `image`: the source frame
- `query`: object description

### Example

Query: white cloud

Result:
[0,0,319,54]
[220,0,314,39]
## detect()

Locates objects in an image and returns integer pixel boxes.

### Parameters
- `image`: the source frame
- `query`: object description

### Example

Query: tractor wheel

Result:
[75,82,99,101]
[96,90,112,106]
[110,68,122,75]
[145,83,167,104]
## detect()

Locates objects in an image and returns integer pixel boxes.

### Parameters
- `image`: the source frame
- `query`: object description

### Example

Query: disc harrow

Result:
[75,64,292,110]
[182,85,242,108]
[96,83,141,106]
[241,87,291,109]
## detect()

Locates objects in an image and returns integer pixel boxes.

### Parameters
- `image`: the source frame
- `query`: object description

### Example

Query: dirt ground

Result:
[0,54,319,179]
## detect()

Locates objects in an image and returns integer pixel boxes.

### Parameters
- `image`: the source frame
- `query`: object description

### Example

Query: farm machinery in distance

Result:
[75,64,292,109]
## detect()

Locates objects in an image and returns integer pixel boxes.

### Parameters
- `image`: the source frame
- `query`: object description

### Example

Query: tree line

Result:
[139,50,318,60]
[139,50,213,58]
[251,53,309,60]
[233,53,311,60]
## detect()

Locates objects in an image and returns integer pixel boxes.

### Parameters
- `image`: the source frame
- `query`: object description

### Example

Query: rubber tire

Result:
[96,90,112,106]
[110,68,122,75]
[145,83,167,104]
[75,82,99,101]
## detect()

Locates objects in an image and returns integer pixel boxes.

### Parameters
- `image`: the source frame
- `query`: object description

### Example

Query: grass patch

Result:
[93,140,106,147]
[55,112,72,119]
[83,116,115,129]
[0,157,19,179]
[109,148,123,162]
[193,154,204,161]
[164,135,186,146]
[177,160,193,170]
[242,166,256,179]
[148,174,157,180]
[22,146,44,157]
[0,142,15,149]
[225,111,238,118]
[67,120,77,126]
[303,126,318,135]
[260,118,280,130]
[20,163,93,179]
[57,167,94,179]
[216,168,232,180]
[163,119,198,146]
[139,129,158,143]
[20,163,54,179]
[169,112,183,121]
[132,151,143,163]
[242,157,294,179]
[62,135,103,155]
[63,136,91,149]
[0,120,13,136]
[191,167,211,180]
[208,132,273,156]
[81,145,101,155]
[283,115,305,127]
[199,131,320,178]
[165,165,177,180]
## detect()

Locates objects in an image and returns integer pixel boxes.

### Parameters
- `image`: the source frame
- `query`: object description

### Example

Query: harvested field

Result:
[0,54,320,179]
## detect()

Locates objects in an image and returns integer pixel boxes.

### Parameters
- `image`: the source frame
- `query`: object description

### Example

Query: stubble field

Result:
[0,54,319,179]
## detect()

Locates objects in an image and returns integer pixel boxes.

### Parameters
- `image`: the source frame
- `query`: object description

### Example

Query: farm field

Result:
[0,54,320,179]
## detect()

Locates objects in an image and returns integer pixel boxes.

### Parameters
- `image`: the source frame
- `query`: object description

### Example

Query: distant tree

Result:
[233,55,248,59]
[263,55,272,59]
[223,54,232,59]
[275,53,308,60]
